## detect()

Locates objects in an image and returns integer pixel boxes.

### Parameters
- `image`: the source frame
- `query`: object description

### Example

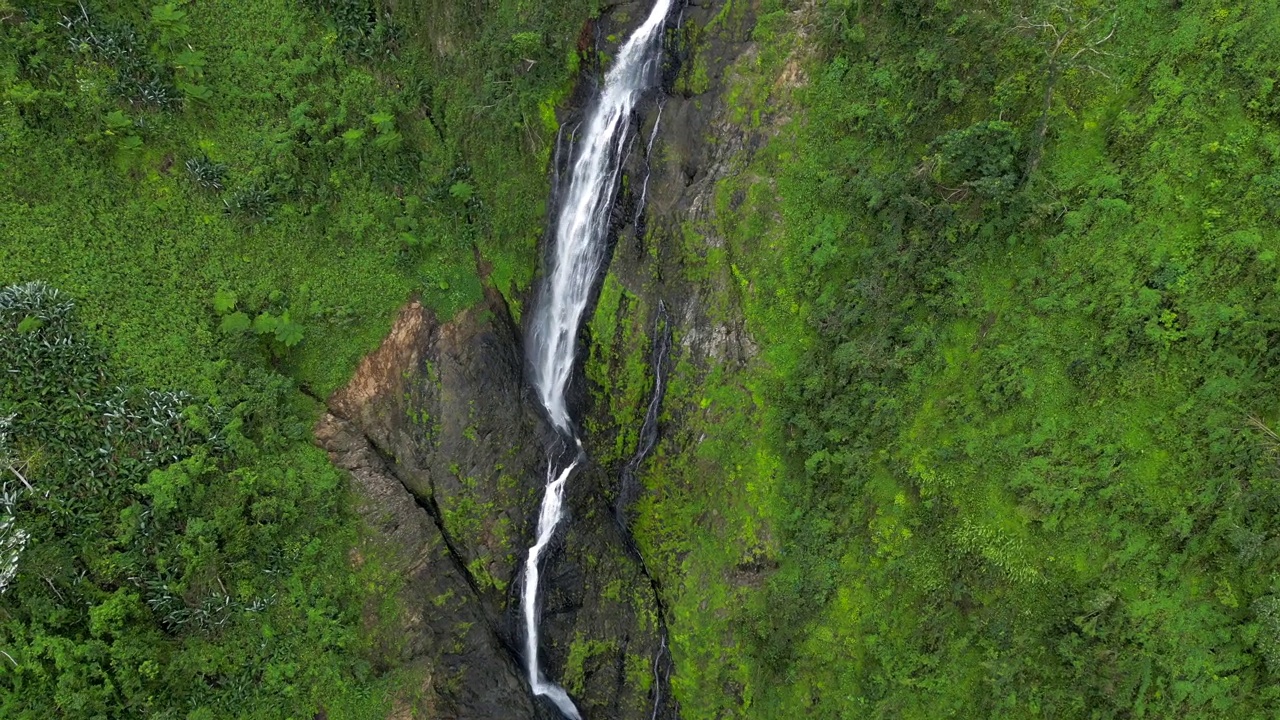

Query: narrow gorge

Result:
[313,0,771,717]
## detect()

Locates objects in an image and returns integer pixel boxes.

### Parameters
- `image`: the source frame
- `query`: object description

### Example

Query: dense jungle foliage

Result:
[9,0,1280,718]
[632,0,1280,717]
[0,281,397,717]
[0,0,595,716]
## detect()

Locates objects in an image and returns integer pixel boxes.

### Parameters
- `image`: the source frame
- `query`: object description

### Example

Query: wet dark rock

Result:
[314,2,768,717]
[535,458,667,718]
[326,291,551,616]
[316,287,670,718]
[604,0,763,326]
[315,410,536,719]
[577,0,771,712]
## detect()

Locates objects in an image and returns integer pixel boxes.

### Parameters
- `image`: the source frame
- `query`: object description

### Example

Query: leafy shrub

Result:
[437,163,483,216]
[60,5,180,109]
[223,183,276,219]
[930,120,1023,199]
[300,0,398,58]
[1254,596,1280,672]
[369,110,403,152]
[150,3,191,51]
[0,283,376,716]
[212,289,306,355]
[184,154,227,191]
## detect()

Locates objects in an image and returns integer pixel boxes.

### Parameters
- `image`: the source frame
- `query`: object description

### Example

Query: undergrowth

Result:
[629,0,1280,717]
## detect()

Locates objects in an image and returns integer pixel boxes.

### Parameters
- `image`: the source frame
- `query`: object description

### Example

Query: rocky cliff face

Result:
[314,1,778,717]
[313,285,669,718]
[314,295,542,719]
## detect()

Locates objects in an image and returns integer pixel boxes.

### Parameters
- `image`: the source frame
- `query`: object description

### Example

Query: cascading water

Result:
[522,1,673,717]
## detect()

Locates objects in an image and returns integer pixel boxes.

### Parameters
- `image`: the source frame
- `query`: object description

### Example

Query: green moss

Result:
[625,652,653,695]
[601,578,624,602]
[562,633,618,696]
[585,273,653,465]
[639,0,1280,717]
[466,557,506,593]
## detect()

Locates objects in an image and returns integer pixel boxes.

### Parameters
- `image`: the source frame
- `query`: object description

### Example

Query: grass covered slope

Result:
[634,0,1280,717]
[1,0,595,392]
[0,0,596,716]
[1,282,399,719]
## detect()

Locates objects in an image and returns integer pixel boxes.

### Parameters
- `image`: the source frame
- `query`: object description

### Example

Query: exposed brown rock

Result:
[329,300,432,422]
[316,410,535,719]
[315,282,669,718]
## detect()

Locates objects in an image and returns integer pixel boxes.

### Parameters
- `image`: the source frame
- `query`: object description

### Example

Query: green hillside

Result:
[0,0,592,716]
[7,0,1280,718]
[641,0,1280,716]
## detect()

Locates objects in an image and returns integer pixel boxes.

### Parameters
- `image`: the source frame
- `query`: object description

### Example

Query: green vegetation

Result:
[0,281,401,717]
[586,274,653,465]
[1,0,597,393]
[11,0,1280,717]
[562,633,618,696]
[632,0,1280,718]
[0,0,596,716]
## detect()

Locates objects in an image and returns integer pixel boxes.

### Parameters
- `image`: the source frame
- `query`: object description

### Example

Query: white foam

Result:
[521,1,674,716]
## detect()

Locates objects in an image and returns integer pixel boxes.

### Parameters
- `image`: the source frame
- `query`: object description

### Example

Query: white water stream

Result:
[522,1,673,717]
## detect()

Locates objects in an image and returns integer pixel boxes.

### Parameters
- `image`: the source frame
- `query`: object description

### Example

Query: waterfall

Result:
[522,1,673,717]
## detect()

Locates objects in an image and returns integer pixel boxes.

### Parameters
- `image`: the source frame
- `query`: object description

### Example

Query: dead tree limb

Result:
[1014,3,1119,184]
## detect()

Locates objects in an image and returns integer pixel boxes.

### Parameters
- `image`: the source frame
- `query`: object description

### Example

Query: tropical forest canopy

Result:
[5,0,1280,718]
[0,0,594,715]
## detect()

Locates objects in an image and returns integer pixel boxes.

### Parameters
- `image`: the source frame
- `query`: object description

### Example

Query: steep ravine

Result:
[314,1,776,716]
[313,283,670,718]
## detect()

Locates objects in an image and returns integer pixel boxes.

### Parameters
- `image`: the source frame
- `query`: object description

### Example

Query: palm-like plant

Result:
[224,185,275,219]
[184,155,227,191]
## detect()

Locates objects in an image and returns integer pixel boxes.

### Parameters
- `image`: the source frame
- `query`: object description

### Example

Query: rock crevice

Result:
[315,408,537,719]
[315,285,670,718]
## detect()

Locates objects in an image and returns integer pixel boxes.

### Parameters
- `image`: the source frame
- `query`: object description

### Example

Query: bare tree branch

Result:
[6,466,33,494]
[1015,2,1120,184]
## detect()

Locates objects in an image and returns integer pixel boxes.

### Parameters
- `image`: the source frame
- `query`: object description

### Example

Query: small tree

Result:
[1015,2,1118,182]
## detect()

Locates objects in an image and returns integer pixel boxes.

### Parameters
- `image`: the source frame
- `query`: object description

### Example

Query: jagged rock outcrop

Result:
[314,291,545,718]
[315,285,669,718]
[316,411,537,719]
[326,290,549,615]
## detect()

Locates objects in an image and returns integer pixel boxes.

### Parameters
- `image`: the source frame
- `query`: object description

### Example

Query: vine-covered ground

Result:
[0,0,595,716]
[631,0,1280,717]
